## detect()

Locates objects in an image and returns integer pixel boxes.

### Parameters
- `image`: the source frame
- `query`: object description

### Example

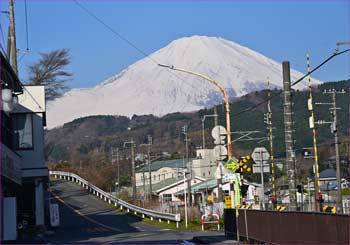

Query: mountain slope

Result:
[47,35,321,128]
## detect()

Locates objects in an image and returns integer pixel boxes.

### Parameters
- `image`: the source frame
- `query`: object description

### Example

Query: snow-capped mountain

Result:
[47,35,321,129]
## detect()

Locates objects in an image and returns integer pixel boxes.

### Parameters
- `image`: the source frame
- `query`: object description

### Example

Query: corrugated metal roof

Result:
[136,158,191,173]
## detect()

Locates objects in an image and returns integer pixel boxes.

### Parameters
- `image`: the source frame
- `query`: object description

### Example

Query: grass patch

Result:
[142,217,202,231]
[110,203,210,231]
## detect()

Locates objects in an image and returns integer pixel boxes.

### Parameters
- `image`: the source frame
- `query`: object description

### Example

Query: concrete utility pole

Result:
[202,114,218,149]
[182,125,192,206]
[124,140,136,201]
[7,0,18,75]
[282,61,297,211]
[214,107,218,126]
[116,148,120,198]
[322,89,346,214]
[147,135,152,201]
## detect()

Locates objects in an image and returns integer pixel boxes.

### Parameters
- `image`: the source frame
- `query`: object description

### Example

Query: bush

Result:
[341,188,350,196]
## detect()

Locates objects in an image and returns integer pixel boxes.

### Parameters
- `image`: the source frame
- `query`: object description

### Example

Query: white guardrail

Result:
[49,171,181,227]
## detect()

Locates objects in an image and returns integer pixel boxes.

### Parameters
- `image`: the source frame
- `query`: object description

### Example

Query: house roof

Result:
[152,177,181,192]
[1,52,23,93]
[136,158,192,173]
[320,169,336,179]
[174,178,219,195]
[155,176,205,194]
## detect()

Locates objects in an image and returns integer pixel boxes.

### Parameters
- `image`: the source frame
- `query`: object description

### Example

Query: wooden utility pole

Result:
[282,61,297,211]
[8,0,18,75]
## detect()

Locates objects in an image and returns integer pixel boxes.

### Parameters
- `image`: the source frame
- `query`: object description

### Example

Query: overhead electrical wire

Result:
[72,0,213,112]
[74,0,349,121]
[233,49,350,118]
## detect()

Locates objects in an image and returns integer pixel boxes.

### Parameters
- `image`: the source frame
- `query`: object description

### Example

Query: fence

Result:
[224,208,350,244]
[49,171,181,226]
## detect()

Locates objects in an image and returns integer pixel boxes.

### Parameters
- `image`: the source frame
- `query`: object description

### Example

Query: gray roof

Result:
[320,169,336,179]
[174,179,217,195]
[136,158,192,173]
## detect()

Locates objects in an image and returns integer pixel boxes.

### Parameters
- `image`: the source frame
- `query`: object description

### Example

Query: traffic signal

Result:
[263,113,270,125]
[297,184,302,193]
[240,184,249,197]
[302,148,312,158]
[181,125,188,135]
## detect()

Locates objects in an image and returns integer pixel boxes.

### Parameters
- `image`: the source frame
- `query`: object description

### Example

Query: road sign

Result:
[211,125,227,141]
[225,196,231,208]
[214,137,226,145]
[222,173,240,183]
[251,147,270,162]
[252,164,270,173]
[213,145,227,160]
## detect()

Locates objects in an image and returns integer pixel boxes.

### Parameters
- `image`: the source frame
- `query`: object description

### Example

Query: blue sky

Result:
[0,0,349,88]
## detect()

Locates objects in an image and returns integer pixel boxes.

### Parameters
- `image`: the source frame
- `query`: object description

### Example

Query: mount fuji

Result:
[46,35,321,129]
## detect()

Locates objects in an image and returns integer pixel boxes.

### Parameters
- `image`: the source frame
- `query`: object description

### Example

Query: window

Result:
[12,114,33,150]
[163,194,172,202]
[203,172,205,177]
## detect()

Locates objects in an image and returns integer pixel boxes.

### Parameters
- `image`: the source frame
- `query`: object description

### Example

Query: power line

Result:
[72,0,218,112]
[233,49,350,118]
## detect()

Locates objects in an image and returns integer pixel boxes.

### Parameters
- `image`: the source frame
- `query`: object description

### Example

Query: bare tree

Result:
[28,49,72,101]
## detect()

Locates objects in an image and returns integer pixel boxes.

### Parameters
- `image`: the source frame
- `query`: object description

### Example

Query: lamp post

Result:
[202,114,218,149]
[158,64,233,160]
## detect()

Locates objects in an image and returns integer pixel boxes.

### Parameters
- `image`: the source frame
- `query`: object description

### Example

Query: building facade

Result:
[1,52,47,241]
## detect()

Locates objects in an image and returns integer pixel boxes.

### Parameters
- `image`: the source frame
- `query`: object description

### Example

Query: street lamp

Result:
[158,64,233,160]
[202,114,218,149]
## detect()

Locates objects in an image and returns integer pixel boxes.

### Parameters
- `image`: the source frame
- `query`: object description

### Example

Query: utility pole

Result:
[282,61,297,211]
[7,0,18,75]
[146,135,153,201]
[124,140,136,202]
[202,114,218,149]
[116,148,120,198]
[306,53,321,212]
[182,125,192,206]
[266,78,277,209]
[317,89,346,214]
[214,106,218,126]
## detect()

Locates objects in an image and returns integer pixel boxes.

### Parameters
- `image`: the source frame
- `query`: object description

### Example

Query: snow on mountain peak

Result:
[46,35,321,129]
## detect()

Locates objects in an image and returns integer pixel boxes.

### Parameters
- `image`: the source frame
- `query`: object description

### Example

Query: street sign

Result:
[251,147,270,162]
[214,137,226,145]
[211,125,227,142]
[252,147,270,173]
[252,164,270,173]
[222,173,240,182]
[225,196,231,208]
[213,145,227,160]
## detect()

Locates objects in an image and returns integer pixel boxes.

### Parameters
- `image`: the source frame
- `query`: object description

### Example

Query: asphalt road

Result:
[47,179,223,244]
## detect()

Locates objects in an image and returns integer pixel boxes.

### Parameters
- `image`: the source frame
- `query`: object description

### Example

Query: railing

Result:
[49,171,181,226]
